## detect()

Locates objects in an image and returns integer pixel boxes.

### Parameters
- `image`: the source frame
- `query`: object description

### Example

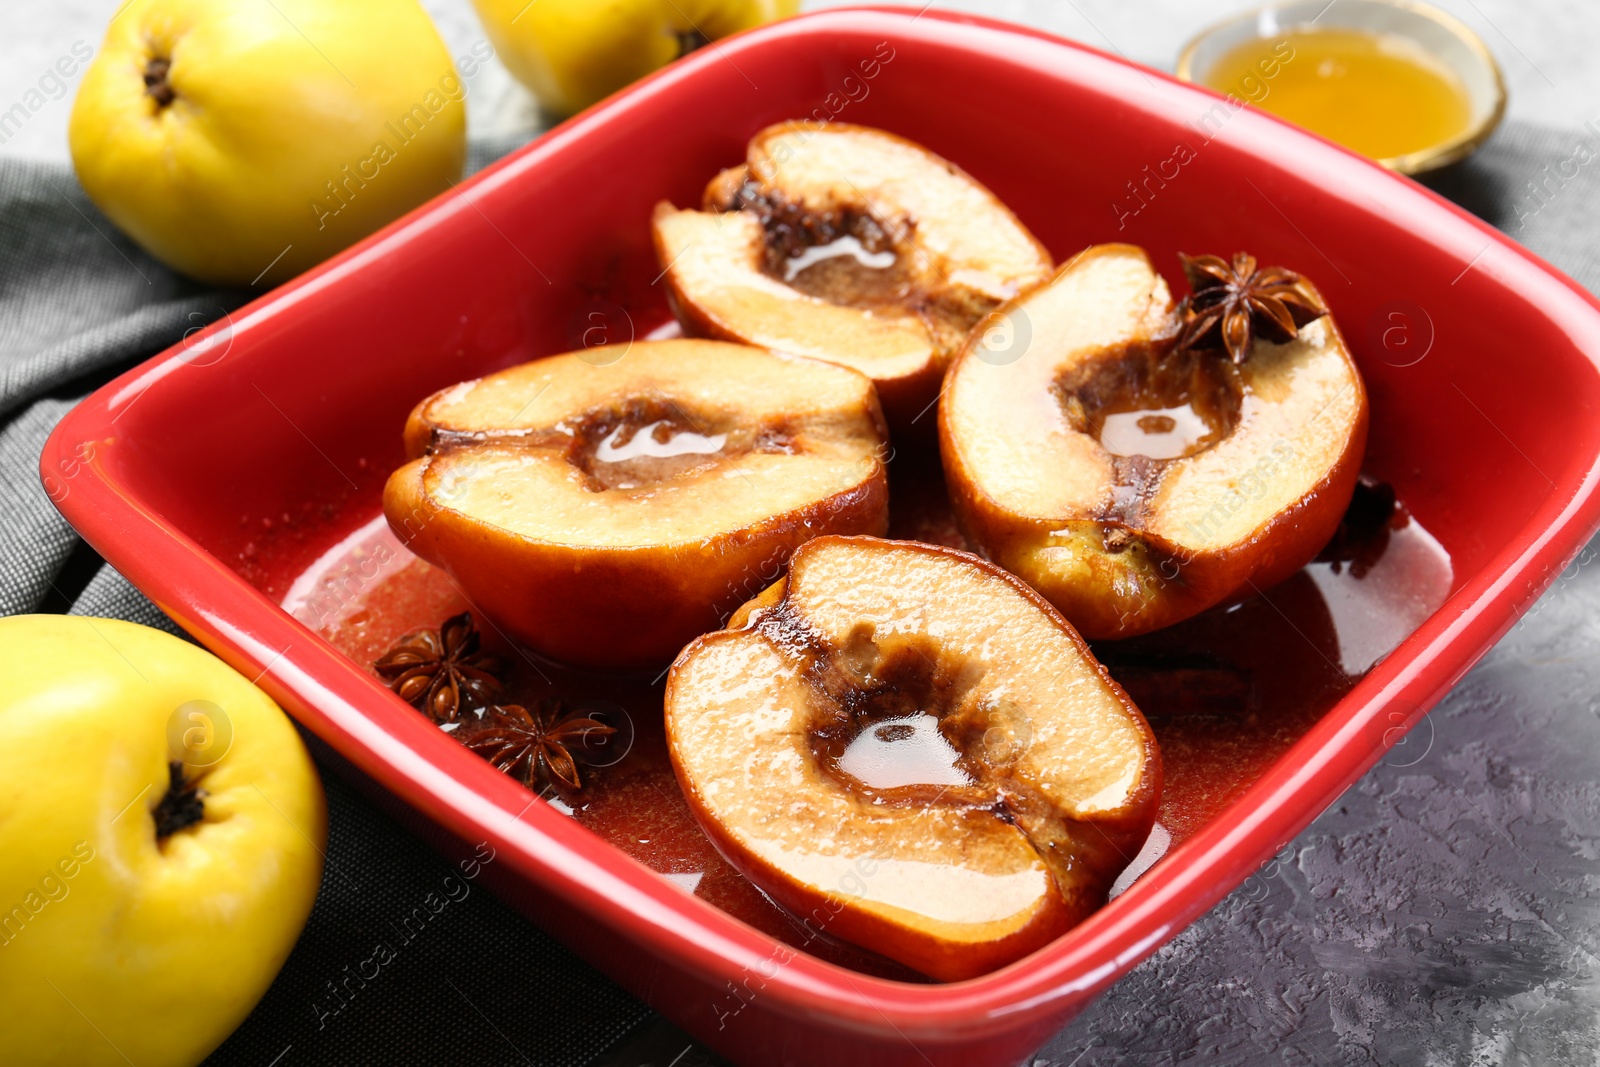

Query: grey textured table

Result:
[4,3,1600,1065]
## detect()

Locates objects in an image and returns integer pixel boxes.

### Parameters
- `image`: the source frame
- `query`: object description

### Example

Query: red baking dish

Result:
[42,7,1600,1064]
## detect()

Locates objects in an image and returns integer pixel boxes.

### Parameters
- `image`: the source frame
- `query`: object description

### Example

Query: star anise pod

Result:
[456,701,617,791]
[1174,252,1328,365]
[375,612,505,724]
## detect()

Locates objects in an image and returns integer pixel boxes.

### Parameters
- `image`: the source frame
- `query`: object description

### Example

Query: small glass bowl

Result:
[1176,0,1506,175]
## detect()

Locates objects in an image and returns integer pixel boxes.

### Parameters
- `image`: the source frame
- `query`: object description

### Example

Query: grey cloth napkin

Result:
[0,136,653,1067]
[2,121,1598,1066]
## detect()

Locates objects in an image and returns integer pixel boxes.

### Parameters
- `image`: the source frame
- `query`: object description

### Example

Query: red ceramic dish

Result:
[42,7,1600,1065]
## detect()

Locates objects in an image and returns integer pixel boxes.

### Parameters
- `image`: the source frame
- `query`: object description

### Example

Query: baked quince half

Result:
[665,536,1161,981]
[940,244,1368,639]
[384,340,889,668]
[652,122,1053,426]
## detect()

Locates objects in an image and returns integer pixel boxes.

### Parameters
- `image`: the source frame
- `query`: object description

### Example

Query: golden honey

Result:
[1205,28,1474,162]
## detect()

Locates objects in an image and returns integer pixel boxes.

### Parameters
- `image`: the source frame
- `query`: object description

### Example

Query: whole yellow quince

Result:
[0,616,326,1067]
[69,0,466,286]
[472,0,798,116]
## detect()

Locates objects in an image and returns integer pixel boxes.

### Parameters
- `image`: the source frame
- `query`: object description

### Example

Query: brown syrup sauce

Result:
[284,449,1450,980]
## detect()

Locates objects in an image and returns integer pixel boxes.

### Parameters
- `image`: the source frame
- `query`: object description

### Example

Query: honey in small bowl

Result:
[1203,28,1474,163]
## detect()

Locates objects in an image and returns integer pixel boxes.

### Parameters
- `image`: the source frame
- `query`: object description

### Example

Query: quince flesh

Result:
[654,123,1054,426]
[940,244,1368,638]
[384,340,890,668]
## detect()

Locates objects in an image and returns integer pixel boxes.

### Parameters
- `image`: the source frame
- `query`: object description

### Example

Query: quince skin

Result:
[472,0,797,116]
[69,0,466,286]
[0,616,325,1067]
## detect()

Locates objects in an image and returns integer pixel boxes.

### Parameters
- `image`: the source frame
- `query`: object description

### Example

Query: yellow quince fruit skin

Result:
[69,0,466,287]
[472,0,799,117]
[0,615,326,1067]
